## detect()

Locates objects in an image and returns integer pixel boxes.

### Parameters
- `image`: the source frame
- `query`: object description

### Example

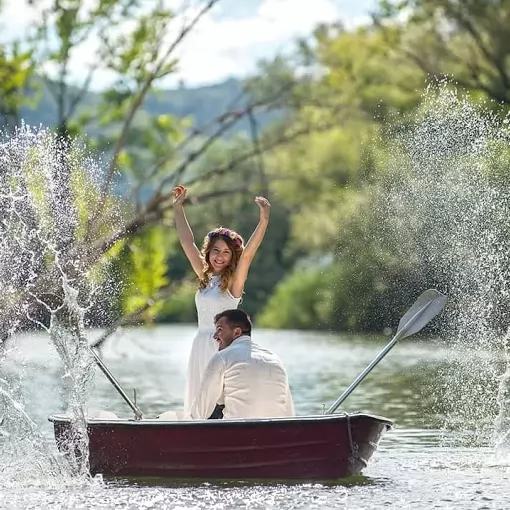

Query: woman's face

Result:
[208,238,233,273]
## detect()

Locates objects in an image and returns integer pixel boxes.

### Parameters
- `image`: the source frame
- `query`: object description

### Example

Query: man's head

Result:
[213,309,252,350]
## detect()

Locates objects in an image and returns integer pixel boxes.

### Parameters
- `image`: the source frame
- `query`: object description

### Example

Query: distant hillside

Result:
[19,78,281,135]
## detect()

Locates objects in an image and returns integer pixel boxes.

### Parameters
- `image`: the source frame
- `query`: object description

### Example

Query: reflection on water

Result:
[2,325,510,508]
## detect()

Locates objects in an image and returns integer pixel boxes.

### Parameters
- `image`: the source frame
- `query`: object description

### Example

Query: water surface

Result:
[2,325,510,509]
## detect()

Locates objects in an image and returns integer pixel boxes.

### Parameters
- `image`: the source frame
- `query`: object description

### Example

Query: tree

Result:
[247,19,444,331]
[0,41,35,131]
[375,0,510,106]
[0,0,339,355]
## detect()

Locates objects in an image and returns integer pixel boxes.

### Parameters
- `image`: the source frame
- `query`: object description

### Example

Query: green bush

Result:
[256,265,334,330]
[158,281,198,323]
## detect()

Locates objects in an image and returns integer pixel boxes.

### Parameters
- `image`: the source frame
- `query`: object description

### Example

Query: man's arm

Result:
[189,354,225,419]
[284,379,295,416]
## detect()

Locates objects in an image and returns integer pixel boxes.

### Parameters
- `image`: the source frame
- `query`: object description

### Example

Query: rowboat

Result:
[48,412,392,480]
[48,289,446,481]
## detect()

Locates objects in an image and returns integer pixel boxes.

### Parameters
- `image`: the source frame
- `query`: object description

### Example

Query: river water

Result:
[2,324,510,509]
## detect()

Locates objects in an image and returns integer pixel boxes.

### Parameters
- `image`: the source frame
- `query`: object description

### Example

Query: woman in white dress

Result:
[172,185,271,415]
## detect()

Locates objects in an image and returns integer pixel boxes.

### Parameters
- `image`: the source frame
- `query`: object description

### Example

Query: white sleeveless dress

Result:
[184,275,241,414]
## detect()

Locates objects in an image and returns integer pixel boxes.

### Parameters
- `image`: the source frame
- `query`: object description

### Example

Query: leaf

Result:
[122,226,171,323]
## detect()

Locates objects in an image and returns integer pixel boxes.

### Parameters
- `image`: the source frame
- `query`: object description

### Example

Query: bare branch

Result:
[92,0,220,227]
[66,61,101,119]
[106,80,294,232]
[248,108,269,197]
[154,83,294,190]
[449,6,510,92]
[135,84,263,189]
[90,278,187,350]
[183,118,339,188]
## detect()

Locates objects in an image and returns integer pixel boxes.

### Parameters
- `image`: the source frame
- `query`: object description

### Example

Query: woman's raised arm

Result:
[230,196,271,298]
[172,186,204,277]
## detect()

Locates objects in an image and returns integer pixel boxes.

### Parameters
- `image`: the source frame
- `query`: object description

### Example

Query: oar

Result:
[89,346,144,420]
[327,289,447,414]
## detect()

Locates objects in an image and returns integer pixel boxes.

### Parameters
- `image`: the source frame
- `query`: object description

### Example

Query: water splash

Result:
[374,82,510,446]
[47,276,97,478]
[0,124,120,486]
[0,376,68,486]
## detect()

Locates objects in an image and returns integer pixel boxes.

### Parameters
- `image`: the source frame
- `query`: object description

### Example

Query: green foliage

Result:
[256,266,333,330]
[122,226,170,323]
[158,281,197,323]
[4,0,510,333]
[101,1,176,82]
[312,24,424,118]
[374,0,510,107]
[247,15,453,331]
[0,42,35,129]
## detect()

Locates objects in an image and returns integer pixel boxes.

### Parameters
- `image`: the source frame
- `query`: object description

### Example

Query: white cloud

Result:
[0,0,374,89]
[0,0,43,39]
[166,0,345,87]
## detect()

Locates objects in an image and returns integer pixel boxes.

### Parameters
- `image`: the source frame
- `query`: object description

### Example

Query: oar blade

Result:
[397,289,447,339]
[326,288,447,414]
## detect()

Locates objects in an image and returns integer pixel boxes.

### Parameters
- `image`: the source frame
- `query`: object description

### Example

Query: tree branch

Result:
[66,61,101,119]
[183,118,339,188]
[90,278,186,350]
[451,7,510,93]
[91,0,220,229]
[130,79,253,207]
[89,186,251,264]
[154,82,294,191]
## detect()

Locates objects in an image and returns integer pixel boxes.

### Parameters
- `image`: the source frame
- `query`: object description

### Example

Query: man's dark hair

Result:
[214,309,252,335]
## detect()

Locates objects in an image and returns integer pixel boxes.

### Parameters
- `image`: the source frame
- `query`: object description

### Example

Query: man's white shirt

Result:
[189,335,295,420]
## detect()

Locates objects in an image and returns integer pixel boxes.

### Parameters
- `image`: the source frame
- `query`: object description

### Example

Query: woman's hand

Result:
[172,185,187,207]
[254,196,271,222]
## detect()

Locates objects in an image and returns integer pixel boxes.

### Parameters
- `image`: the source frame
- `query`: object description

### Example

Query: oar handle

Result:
[326,293,444,414]
[89,347,144,420]
[326,329,404,414]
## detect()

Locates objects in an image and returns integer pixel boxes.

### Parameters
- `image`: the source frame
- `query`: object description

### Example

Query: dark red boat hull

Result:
[49,413,392,480]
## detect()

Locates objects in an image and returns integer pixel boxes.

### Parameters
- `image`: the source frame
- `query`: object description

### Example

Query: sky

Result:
[0,0,378,90]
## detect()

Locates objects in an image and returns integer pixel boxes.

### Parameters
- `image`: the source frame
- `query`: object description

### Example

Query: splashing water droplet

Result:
[0,123,121,487]
[371,83,510,447]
